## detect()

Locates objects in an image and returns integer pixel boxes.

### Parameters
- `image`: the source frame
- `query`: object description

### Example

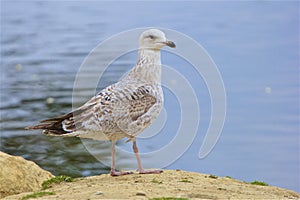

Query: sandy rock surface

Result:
[3,169,299,200]
[0,151,54,198]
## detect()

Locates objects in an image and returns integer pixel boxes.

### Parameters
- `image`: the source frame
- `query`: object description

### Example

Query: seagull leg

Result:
[110,140,133,176]
[133,140,163,174]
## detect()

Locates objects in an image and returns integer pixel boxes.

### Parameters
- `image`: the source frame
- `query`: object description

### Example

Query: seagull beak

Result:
[164,40,176,48]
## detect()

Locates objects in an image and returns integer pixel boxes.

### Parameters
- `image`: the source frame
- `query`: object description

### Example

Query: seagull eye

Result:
[148,35,155,39]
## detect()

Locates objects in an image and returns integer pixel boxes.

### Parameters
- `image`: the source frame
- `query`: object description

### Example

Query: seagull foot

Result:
[139,169,163,174]
[110,170,133,176]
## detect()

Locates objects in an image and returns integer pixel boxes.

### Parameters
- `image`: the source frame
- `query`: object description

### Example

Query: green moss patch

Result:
[42,175,74,190]
[250,180,269,186]
[20,191,55,200]
[178,179,192,183]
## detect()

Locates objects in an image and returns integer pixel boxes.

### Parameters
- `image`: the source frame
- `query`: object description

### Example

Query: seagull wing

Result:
[113,84,161,136]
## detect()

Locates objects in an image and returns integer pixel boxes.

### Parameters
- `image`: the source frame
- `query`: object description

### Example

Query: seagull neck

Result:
[137,48,161,65]
[127,48,162,84]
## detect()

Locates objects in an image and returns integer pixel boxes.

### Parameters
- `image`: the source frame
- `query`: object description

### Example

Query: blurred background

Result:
[1,1,299,192]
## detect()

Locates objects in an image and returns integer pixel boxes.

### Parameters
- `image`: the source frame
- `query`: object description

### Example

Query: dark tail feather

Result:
[25,112,73,135]
[25,100,96,135]
[25,123,54,130]
[39,112,73,123]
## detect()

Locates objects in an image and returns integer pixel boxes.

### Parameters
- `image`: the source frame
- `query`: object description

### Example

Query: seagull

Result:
[25,29,176,176]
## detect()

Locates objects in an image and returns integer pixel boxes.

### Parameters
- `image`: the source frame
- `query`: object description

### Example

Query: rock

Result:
[0,151,54,198]
[136,191,146,196]
[2,170,300,200]
[94,191,103,195]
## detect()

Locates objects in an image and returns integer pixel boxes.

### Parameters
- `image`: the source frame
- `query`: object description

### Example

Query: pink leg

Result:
[133,140,163,174]
[110,140,133,176]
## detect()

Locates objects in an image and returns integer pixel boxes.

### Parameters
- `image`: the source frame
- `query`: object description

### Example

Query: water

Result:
[1,1,299,192]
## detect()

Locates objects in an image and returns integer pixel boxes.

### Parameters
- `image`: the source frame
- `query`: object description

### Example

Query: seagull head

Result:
[139,29,176,50]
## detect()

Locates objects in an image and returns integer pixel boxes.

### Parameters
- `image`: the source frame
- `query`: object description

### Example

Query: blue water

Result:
[1,1,299,192]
